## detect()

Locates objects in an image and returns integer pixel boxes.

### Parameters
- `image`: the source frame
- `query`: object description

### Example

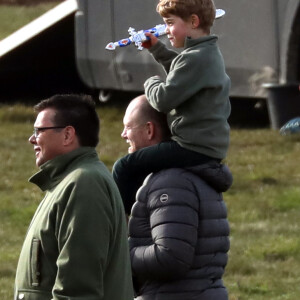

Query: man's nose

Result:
[28,134,36,144]
[121,129,127,139]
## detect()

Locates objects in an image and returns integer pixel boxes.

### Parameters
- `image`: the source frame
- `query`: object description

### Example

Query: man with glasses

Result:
[14,94,133,300]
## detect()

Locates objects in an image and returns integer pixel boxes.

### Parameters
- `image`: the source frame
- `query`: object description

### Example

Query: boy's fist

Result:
[142,32,158,49]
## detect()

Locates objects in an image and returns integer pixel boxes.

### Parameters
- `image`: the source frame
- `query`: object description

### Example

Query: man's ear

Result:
[146,122,155,140]
[191,14,200,28]
[63,126,77,146]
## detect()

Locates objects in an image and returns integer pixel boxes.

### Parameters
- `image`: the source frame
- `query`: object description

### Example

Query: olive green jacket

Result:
[15,147,133,300]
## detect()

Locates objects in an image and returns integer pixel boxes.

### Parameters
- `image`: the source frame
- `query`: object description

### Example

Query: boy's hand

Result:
[142,32,158,49]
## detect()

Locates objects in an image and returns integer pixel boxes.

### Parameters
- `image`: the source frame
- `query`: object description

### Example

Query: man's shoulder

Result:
[137,168,200,209]
[145,167,199,190]
[67,160,112,185]
[60,161,121,206]
[145,163,233,193]
[153,167,188,177]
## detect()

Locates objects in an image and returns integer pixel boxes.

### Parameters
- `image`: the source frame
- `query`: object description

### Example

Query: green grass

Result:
[225,130,300,300]
[0,2,60,40]
[1,103,300,299]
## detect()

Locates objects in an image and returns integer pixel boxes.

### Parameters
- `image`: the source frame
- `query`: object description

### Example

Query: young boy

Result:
[113,0,231,214]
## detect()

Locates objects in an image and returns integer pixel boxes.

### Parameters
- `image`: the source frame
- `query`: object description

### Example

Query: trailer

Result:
[0,0,299,127]
[75,0,300,127]
[75,0,300,97]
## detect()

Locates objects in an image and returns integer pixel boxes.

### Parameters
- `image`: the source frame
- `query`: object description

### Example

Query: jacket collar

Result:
[184,34,217,49]
[29,147,97,191]
[187,161,233,192]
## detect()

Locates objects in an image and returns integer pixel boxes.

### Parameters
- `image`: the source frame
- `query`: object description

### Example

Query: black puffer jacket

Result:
[128,162,233,300]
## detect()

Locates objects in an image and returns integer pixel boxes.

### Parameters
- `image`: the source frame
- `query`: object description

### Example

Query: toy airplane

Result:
[106,9,226,51]
[105,24,167,51]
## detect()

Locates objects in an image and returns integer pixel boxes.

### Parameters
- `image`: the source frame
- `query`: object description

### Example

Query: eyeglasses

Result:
[33,126,66,138]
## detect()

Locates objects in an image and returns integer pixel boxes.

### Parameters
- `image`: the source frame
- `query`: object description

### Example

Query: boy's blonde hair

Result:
[157,0,216,32]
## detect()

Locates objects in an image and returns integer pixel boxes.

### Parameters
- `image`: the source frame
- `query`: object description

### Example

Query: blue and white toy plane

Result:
[106,9,225,51]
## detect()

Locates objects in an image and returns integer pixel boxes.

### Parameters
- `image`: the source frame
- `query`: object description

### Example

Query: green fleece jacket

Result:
[144,35,231,159]
[14,147,133,300]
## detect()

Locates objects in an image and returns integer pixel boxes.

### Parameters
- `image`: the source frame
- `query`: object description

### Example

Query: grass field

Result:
[0,2,59,40]
[0,102,300,299]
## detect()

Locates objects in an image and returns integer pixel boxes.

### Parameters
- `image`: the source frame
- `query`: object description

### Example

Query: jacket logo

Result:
[160,194,168,203]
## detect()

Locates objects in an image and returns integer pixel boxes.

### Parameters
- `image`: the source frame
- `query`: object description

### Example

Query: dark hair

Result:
[34,94,100,147]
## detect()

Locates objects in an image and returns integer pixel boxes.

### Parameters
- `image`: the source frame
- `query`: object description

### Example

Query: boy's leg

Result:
[113,140,217,214]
